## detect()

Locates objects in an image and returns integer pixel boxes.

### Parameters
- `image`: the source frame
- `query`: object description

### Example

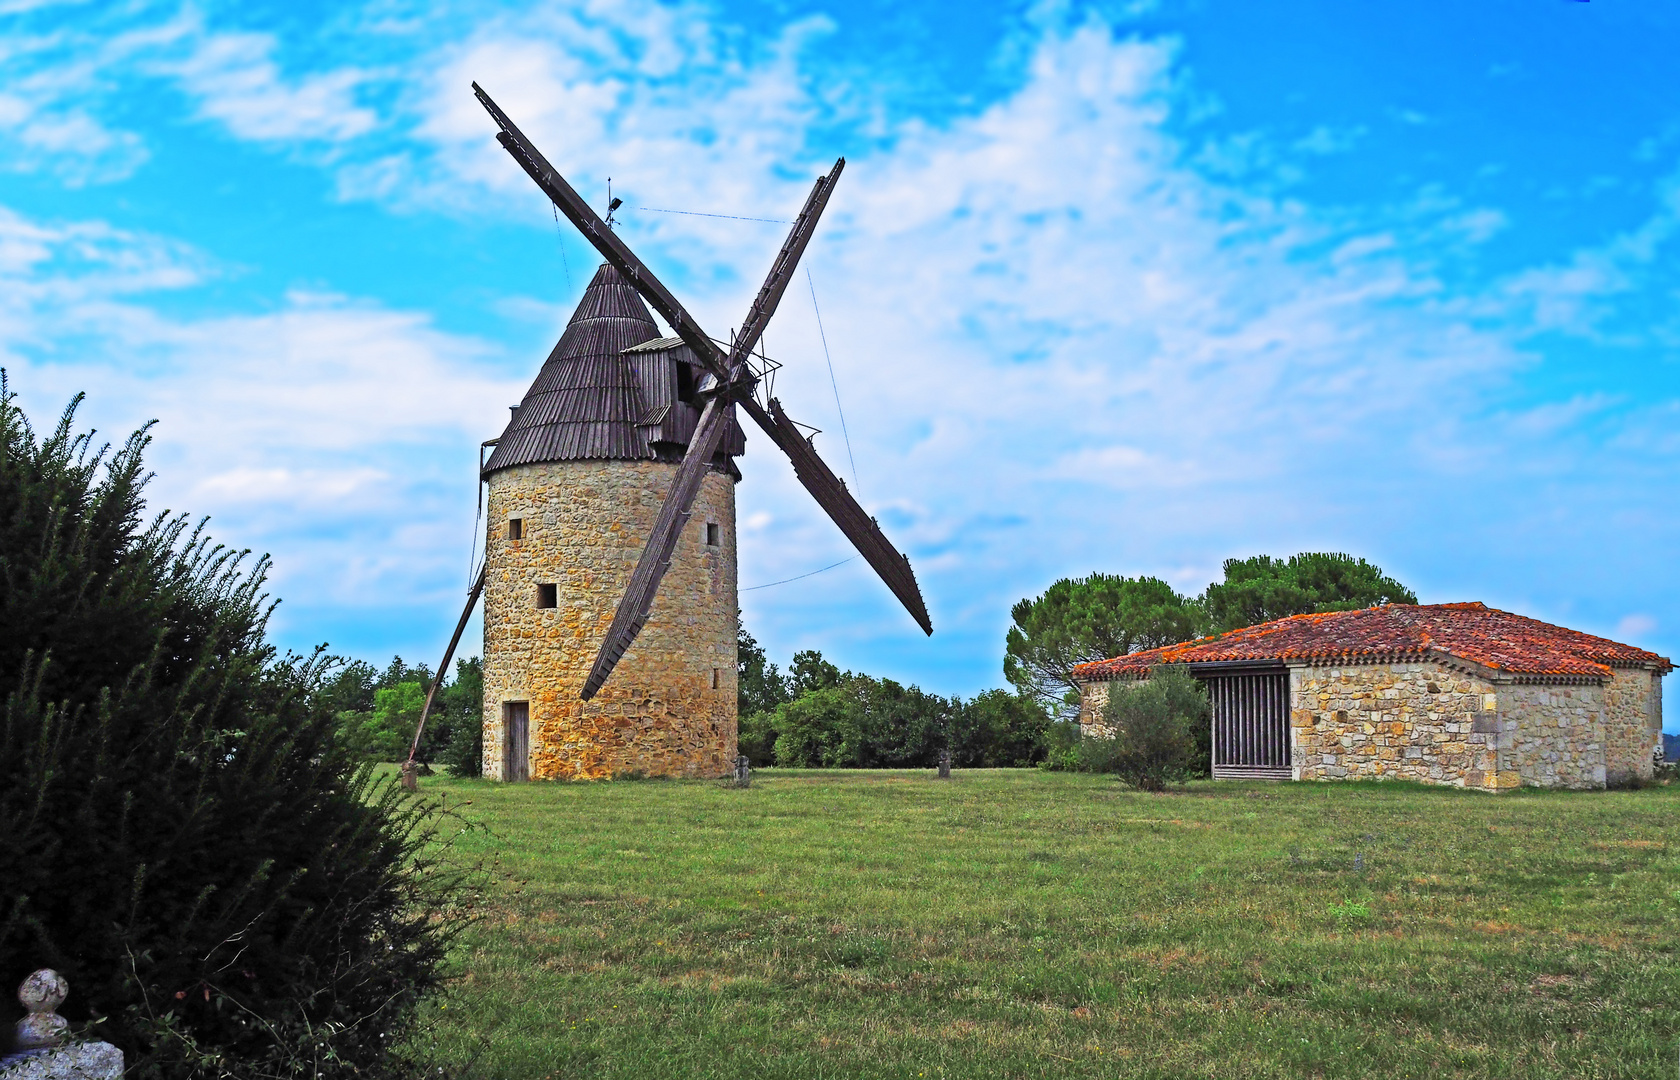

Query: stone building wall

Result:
[481,459,738,780]
[1077,680,1112,738]
[1289,662,1509,789]
[1078,658,1664,791]
[1601,667,1661,786]
[1499,682,1606,789]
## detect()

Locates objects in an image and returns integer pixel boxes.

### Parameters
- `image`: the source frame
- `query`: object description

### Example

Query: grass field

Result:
[409,769,1680,1079]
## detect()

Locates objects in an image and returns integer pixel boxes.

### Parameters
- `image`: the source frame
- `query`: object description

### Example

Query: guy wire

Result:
[553,203,572,293]
[807,267,859,494]
[635,205,791,224]
[742,556,855,592]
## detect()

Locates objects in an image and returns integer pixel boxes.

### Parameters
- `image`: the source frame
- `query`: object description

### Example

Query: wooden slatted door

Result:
[503,701,530,782]
[1206,669,1291,780]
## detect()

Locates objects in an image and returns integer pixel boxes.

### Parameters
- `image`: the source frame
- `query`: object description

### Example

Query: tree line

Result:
[737,635,1054,769]
[315,655,483,775]
[1004,552,1416,720]
[339,550,1419,777]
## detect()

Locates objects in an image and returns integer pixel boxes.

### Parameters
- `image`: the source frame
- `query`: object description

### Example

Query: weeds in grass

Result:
[1326,895,1373,928]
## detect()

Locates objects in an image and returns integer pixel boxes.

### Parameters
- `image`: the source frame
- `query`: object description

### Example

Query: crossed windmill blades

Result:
[473,83,933,700]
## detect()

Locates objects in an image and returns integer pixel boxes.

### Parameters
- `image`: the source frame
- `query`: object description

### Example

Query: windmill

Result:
[403,85,931,785]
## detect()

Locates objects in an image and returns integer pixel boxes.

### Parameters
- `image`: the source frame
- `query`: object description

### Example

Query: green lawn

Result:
[410,769,1680,1079]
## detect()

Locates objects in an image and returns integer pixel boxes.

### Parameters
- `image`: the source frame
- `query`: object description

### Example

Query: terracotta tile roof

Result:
[1072,603,1673,681]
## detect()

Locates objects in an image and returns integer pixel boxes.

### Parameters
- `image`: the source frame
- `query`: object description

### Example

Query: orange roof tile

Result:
[1072,603,1673,681]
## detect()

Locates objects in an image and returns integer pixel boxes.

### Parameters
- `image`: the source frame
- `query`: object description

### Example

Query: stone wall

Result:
[1500,682,1606,789]
[1078,658,1665,791]
[1601,667,1660,786]
[1290,662,1510,789]
[1077,680,1112,738]
[481,459,738,780]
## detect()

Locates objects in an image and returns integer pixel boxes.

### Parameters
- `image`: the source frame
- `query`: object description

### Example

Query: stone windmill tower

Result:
[399,85,933,787]
[478,264,747,780]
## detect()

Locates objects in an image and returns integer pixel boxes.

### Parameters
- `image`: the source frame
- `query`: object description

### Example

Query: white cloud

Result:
[1294,124,1366,156]
[0,6,378,185]
[160,27,377,143]
[193,466,390,505]
[1500,168,1680,339]
[1616,614,1658,641]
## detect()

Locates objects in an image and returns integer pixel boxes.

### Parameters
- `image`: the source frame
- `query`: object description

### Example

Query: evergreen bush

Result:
[0,383,464,1077]
[1082,665,1209,790]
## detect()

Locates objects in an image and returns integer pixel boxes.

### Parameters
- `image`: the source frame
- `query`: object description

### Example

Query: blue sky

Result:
[3,0,1677,728]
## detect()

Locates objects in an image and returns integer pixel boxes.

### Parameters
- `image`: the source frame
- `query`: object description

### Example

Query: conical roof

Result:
[483,263,661,473]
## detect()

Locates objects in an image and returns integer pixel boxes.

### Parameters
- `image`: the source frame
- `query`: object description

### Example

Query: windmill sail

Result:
[473,83,932,700]
[472,82,730,380]
[739,398,932,635]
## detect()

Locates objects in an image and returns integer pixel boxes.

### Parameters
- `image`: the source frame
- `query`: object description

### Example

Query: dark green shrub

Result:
[737,709,778,766]
[437,656,483,777]
[952,690,1051,767]
[0,383,463,1078]
[1037,719,1084,772]
[744,637,1057,769]
[769,675,951,769]
[1082,665,1209,790]
[772,685,857,767]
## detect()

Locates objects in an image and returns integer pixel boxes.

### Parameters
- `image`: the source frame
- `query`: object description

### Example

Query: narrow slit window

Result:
[712,667,721,690]
[705,522,720,547]
[507,517,523,540]
[536,583,558,609]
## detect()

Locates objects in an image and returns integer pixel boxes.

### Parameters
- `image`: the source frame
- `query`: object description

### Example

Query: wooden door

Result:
[1206,670,1290,780]
[503,702,529,782]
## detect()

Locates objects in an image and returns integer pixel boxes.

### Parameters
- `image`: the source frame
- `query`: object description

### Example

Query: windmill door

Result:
[503,702,529,782]
[1203,666,1291,780]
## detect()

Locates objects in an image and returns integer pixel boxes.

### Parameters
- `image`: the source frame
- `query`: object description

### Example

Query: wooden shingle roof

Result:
[1073,603,1673,682]
[484,263,743,475]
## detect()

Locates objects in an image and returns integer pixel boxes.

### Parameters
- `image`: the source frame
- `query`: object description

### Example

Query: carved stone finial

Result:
[15,970,69,1052]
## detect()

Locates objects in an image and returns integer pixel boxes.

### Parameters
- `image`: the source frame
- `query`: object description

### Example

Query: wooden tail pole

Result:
[403,565,488,791]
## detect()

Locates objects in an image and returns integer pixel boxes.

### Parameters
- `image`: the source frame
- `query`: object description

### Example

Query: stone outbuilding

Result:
[1072,603,1670,790]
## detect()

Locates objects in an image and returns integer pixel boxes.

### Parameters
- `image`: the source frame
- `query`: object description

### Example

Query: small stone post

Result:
[733,755,751,789]
[936,748,951,779]
[400,760,418,792]
[13,971,67,1052]
[3,969,123,1079]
